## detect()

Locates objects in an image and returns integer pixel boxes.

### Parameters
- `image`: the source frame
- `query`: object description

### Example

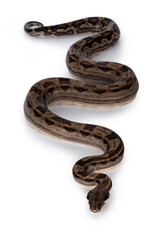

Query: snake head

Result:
[87,186,110,213]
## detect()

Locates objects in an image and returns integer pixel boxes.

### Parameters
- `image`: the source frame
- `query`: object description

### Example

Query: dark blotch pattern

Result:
[107,132,118,140]
[34,109,41,117]
[88,18,100,26]
[74,87,87,93]
[36,106,46,115]
[30,86,43,95]
[72,19,86,29]
[61,86,70,91]
[27,98,32,108]
[94,134,102,140]
[80,61,93,69]
[59,78,70,85]
[103,138,108,145]
[43,81,54,88]
[52,116,70,126]
[68,56,76,63]
[93,89,106,94]
[102,31,113,41]
[84,124,96,131]
[64,126,76,132]
[80,130,90,137]
[36,96,44,105]
[111,83,132,92]
[98,66,114,72]
[45,118,55,125]
[47,87,54,93]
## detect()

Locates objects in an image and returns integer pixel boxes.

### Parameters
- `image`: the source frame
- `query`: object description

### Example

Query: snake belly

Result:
[24,17,139,213]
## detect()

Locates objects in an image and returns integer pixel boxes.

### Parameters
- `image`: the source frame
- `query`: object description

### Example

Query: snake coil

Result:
[24,17,138,212]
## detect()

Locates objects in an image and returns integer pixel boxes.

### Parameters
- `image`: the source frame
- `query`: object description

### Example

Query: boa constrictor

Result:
[24,17,139,212]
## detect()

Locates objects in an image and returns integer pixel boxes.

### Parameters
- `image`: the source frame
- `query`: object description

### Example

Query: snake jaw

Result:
[87,187,110,213]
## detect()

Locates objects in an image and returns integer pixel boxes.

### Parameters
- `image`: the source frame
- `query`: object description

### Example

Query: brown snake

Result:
[24,17,139,213]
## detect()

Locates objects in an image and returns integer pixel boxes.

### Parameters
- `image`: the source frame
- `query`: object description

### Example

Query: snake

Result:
[24,17,139,213]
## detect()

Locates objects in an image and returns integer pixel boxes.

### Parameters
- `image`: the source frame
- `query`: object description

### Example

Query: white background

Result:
[0,0,160,239]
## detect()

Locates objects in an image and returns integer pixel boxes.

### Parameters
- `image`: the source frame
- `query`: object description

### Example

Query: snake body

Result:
[24,17,139,212]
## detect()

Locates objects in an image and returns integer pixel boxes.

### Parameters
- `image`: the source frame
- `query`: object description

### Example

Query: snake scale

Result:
[24,17,139,213]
